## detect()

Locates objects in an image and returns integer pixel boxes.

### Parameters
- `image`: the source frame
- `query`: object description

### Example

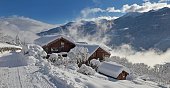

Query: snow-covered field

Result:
[0,52,55,88]
[0,44,167,88]
[0,66,55,88]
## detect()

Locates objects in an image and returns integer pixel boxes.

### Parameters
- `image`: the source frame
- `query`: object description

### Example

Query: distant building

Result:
[34,35,111,62]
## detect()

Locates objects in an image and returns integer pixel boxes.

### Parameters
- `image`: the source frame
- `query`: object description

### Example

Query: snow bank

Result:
[90,59,101,67]
[24,56,38,66]
[77,64,95,75]
[22,44,47,57]
[48,53,70,66]
[48,53,58,62]
[22,44,47,66]
[66,63,79,70]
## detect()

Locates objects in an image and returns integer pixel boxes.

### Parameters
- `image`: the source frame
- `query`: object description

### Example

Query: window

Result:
[61,42,64,48]
[51,48,58,52]
[104,55,110,59]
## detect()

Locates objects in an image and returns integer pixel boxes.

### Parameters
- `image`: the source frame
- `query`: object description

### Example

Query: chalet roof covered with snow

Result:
[34,35,75,46]
[98,61,130,78]
[75,43,111,58]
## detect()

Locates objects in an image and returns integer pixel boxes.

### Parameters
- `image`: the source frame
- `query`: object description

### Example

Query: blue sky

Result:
[0,0,169,24]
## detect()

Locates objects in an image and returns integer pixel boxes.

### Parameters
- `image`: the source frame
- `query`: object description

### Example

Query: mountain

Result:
[37,19,113,36]
[113,7,170,50]
[0,16,56,43]
[38,7,170,51]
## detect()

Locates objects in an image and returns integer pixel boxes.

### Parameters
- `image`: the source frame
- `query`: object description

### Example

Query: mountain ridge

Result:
[37,7,170,51]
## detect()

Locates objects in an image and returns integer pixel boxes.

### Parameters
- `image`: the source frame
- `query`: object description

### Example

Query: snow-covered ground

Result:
[0,66,55,88]
[0,52,55,88]
[0,44,167,88]
[48,66,162,88]
[0,52,25,67]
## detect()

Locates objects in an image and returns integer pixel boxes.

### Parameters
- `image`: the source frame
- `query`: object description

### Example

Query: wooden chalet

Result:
[34,35,111,61]
[42,37,75,54]
[75,43,111,63]
[98,61,130,80]
[34,35,75,54]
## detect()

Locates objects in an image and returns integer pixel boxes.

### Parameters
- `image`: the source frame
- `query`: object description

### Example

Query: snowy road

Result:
[0,52,26,67]
[0,52,55,88]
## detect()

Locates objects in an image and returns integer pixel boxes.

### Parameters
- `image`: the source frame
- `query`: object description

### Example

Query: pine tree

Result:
[15,34,22,46]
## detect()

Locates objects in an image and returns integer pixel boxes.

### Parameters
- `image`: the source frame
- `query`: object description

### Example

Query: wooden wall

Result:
[88,47,110,61]
[117,71,129,80]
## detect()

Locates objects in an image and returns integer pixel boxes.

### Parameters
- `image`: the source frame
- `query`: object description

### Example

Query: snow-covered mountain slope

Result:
[113,7,170,51]
[0,16,56,43]
[38,7,170,51]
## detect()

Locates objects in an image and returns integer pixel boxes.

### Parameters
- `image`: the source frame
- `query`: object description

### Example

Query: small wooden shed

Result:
[98,61,130,80]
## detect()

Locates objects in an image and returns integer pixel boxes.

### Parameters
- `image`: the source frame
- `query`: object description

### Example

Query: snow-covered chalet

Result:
[98,61,130,80]
[34,35,111,62]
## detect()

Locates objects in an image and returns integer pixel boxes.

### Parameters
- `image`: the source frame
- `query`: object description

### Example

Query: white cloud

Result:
[79,16,119,21]
[80,1,170,18]
[111,44,170,67]
[122,2,170,13]
[106,7,121,12]
[81,8,105,18]
[61,21,111,46]
[159,0,170,2]
[91,16,119,20]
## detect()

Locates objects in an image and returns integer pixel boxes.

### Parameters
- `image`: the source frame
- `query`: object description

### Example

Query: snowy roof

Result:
[34,35,75,46]
[0,43,22,49]
[76,43,99,58]
[75,43,110,59]
[98,61,130,78]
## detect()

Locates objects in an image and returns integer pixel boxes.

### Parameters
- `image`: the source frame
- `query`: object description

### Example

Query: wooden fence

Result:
[0,47,22,53]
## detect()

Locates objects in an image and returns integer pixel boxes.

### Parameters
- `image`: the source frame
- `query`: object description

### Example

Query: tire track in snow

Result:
[17,67,23,88]
[0,52,55,88]
[0,66,55,88]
